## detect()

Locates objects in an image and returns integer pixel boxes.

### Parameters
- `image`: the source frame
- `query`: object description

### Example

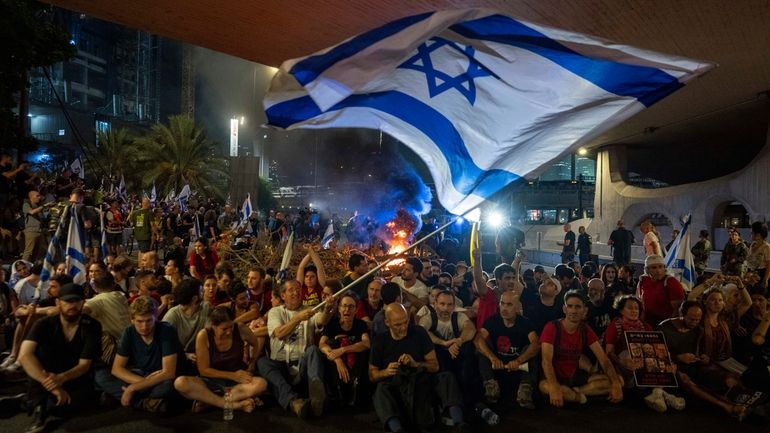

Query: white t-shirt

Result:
[267,305,322,362]
[391,276,430,301]
[418,310,470,340]
[85,291,130,340]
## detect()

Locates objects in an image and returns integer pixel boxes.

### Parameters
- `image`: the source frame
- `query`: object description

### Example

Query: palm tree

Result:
[91,127,139,188]
[135,115,229,200]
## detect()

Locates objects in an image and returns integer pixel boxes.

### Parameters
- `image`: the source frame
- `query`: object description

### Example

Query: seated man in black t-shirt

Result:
[95,296,181,413]
[369,304,464,433]
[319,293,371,407]
[18,283,102,433]
[475,291,540,409]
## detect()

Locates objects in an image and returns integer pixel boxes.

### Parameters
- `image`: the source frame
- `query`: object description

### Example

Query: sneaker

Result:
[25,405,48,433]
[0,355,16,370]
[661,390,685,411]
[516,382,535,410]
[290,398,310,419]
[644,389,667,413]
[308,377,326,417]
[4,361,21,373]
[139,398,167,413]
[483,379,500,404]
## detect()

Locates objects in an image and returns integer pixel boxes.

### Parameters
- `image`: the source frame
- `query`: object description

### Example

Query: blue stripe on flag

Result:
[289,12,434,86]
[266,91,521,198]
[449,15,683,107]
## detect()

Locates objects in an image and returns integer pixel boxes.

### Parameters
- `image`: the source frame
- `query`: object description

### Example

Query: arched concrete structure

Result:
[593,117,770,244]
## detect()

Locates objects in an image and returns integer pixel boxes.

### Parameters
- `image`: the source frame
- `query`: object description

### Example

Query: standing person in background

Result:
[557,224,576,264]
[21,190,49,262]
[105,199,124,256]
[608,219,634,267]
[691,230,712,283]
[747,222,770,289]
[666,230,680,253]
[641,221,662,257]
[721,228,748,276]
[576,226,592,266]
[127,198,153,254]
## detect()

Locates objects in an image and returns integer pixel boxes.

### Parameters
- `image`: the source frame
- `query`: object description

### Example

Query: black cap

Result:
[59,283,85,302]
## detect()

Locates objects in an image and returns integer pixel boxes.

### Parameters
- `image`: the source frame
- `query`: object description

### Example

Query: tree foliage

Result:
[134,115,229,200]
[0,0,75,152]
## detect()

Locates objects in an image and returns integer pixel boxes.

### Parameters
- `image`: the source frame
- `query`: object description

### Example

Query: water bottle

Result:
[479,407,499,426]
[223,391,234,421]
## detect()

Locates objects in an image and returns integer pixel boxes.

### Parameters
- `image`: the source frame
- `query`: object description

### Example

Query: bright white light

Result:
[239,116,245,125]
[578,147,588,156]
[309,203,313,207]
[488,211,504,228]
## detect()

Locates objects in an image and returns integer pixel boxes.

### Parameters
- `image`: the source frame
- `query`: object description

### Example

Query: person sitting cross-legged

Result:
[256,279,332,419]
[174,306,267,414]
[475,291,540,409]
[319,292,371,407]
[419,289,478,408]
[539,290,623,407]
[95,296,181,413]
[18,283,102,433]
[369,303,466,433]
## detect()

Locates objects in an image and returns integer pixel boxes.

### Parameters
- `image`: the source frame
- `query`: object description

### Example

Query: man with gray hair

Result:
[257,279,332,418]
[586,278,612,338]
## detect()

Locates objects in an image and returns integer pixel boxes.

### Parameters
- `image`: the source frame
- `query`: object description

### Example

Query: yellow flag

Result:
[469,222,479,267]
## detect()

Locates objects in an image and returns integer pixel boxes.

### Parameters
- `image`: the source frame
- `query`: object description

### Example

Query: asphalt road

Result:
[0,385,767,433]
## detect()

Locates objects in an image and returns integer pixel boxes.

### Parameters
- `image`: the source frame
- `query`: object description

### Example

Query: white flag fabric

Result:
[150,183,157,204]
[265,9,713,215]
[69,156,84,180]
[177,184,191,212]
[66,207,88,285]
[278,231,295,283]
[117,174,126,201]
[36,208,68,300]
[664,214,697,290]
[321,221,334,249]
[240,194,253,234]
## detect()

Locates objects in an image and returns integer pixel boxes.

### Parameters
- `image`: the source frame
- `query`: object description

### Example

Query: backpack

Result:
[428,305,460,340]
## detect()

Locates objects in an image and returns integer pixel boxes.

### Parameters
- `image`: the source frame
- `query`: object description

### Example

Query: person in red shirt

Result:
[189,237,219,280]
[539,291,623,407]
[356,278,383,327]
[297,246,327,308]
[637,255,685,327]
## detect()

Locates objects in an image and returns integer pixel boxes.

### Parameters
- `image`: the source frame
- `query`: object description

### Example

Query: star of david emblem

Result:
[399,37,496,105]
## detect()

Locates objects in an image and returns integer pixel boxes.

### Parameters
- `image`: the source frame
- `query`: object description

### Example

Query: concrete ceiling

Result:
[46,0,770,153]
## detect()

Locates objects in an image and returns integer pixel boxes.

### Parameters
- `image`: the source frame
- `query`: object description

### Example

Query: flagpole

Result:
[311,207,478,312]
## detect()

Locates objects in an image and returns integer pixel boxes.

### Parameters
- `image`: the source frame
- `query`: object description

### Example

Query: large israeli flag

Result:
[664,214,697,290]
[265,9,713,214]
[66,207,88,285]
